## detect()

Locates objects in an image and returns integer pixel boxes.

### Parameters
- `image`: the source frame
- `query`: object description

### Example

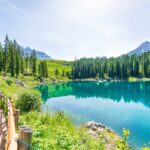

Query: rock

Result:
[85,121,96,128]
[87,130,99,138]
[97,127,105,134]
[15,80,27,87]
[91,125,98,131]
[106,127,114,133]
[96,123,105,128]
[84,121,122,150]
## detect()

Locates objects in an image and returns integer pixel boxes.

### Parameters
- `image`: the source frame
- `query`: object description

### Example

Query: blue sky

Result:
[0,0,150,60]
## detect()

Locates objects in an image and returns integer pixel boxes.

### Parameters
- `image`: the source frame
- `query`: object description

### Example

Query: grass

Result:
[0,76,25,100]
[39,60,72,81]
[19,111,105,150]
[0,59,72,100]
[0,75,40,100]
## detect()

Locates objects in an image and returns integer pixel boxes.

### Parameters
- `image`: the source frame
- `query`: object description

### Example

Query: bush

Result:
[16,91,42,113]
[5,79,13,86]
[0,97,8,116]
[116,129,131,150]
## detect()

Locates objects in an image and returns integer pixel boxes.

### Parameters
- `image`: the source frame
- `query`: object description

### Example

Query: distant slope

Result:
[45,60,72,80]
[127,41,150,55]
[20,46,52,60]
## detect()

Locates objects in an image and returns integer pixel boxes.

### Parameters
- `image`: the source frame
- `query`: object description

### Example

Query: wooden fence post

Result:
[14,109,20,128]
[18,125,32,150]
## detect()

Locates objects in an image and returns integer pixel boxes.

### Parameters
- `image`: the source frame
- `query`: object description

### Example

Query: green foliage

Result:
[16,91,42,113]
[19,111,105,150]
[44,60,72,81]
[72,52,150,79]
[38,60,48,78]
[31,50,37,75]
[122,129,130,141]
[116,129,131,150]
[142,143,150,150]
[0,97,8,116]
[0,35,72,80]
[55,69,59,76]
[142,148,150,150]
[0,35,41,78]
[5,79,13,86]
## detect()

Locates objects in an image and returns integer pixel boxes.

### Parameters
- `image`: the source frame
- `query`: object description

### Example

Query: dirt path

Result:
[0,109,7,150]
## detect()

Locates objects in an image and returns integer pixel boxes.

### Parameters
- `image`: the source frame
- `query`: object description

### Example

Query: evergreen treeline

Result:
[0,35,48,78]
[72,52,150,79]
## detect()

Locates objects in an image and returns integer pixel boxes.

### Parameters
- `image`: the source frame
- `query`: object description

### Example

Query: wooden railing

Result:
[5,98,32,150]
[5,98,18,150]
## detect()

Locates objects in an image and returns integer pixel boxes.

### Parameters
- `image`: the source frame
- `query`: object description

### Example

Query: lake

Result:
[36,81,150,149]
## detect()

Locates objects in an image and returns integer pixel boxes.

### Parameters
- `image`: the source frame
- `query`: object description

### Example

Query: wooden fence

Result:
[5,98,18,150]
[4,97,32,150]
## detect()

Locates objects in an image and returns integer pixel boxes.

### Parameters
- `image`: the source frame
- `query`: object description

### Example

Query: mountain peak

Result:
[127,41,150,55]
[20,46,52,60]
[144,41,150,43]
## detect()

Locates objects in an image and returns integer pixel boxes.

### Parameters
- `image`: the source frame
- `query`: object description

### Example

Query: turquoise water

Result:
[36,81,150,149]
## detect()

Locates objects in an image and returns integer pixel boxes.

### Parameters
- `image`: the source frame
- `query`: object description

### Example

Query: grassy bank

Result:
[0,76,39,100]
[19,111,129,150]
[19,111,105,149]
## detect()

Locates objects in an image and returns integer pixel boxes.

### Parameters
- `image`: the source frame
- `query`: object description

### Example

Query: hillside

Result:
[42,60,72,80]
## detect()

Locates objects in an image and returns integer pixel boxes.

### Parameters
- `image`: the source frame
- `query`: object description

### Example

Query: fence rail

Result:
[5,98,18,150]
[0,91,33,150]
[4,98,32,150]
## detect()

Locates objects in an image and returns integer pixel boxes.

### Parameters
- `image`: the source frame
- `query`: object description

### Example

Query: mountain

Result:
[127,41,150,55]
[20,46,52,60]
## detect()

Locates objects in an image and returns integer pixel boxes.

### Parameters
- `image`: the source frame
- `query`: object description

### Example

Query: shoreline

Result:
[84,121,126,150]
[36,77,150,87]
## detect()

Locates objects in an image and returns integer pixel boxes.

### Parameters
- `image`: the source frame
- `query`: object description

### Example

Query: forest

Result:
[72,52,150,79]
[0,35,48,78]
[1,35,150,81]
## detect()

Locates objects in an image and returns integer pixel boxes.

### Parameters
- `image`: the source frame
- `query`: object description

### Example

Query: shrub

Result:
[0,97,8,116]
[5,79,13,86]
[116,129,131,150]
[16,91,42,113]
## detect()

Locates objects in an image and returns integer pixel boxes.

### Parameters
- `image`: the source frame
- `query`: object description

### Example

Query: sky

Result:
[0,0,150,60]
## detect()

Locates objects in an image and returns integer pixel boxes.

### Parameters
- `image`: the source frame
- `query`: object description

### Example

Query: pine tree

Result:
[20,50,24,74]
[55,69,59,76]
[4,35,9,72]
[14,40,20,77]
[9,42,15,77]
[0,42,4,72]
[31,50,36,75]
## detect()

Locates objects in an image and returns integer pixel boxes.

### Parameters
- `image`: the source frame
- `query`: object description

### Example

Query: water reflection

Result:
[36,81,150,108]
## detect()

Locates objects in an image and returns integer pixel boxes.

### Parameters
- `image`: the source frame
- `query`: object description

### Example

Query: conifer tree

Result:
[31,50,36,75]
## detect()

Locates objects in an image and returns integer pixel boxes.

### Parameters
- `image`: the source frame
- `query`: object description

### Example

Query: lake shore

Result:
[84,121,122,150]
[46,77,150,85]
